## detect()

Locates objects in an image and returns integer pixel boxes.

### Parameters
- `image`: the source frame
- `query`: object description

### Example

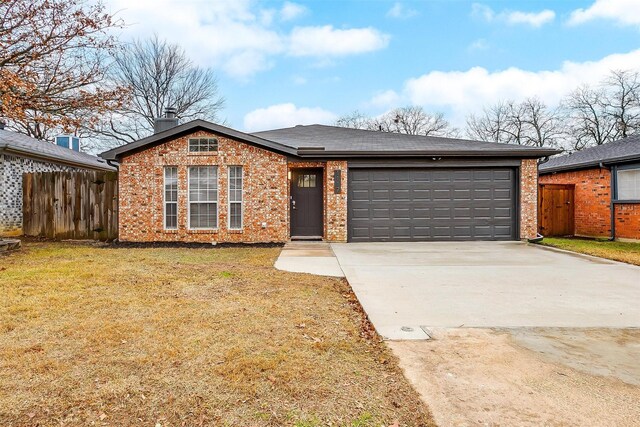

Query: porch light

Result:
[287,171,292,180]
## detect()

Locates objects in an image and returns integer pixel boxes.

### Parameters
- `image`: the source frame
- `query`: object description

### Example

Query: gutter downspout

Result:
[607,162,616,241]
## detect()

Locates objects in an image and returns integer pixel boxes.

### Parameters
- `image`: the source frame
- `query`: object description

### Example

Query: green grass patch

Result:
[539,237,640,266]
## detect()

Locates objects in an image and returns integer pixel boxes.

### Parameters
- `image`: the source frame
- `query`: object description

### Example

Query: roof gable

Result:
[99,120,298,161]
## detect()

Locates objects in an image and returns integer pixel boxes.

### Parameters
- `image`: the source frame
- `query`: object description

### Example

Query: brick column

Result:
[519,158,538,240]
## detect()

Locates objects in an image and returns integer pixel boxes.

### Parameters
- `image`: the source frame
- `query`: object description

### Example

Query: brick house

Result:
[0,128,114,236]
[100,114,557,243]
[539,136,640,241]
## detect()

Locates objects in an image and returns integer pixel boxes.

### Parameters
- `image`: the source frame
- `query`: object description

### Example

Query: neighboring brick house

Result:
[539,136,640,241]
[0,128,114,236]
[101,115,557,244]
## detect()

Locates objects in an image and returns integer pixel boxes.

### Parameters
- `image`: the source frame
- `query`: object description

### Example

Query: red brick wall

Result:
[615,203,640,240]
[539,168,612,238]
[118,130,289,243]
[520,159,539,240]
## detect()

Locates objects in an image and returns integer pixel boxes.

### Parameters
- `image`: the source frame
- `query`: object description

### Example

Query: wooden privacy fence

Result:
[23,171,118,241]
[538,183,575,237]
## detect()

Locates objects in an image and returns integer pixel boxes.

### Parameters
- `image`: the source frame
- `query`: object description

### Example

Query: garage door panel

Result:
[348,167,517,241]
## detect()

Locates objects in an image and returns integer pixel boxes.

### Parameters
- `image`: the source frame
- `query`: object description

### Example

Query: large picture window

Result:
[164,167,178,230]
[228,166,243,229]
[617,166,640,201]
[188,166,218,229]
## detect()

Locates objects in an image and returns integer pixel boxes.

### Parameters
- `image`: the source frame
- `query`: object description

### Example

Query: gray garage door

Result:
[348,168,517,242]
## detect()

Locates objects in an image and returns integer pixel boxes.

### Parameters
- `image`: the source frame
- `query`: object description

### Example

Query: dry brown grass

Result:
[0,242,434,427]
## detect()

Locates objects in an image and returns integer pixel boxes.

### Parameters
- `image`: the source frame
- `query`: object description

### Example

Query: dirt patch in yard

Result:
[389,328,640,427]
[0,242,434,427]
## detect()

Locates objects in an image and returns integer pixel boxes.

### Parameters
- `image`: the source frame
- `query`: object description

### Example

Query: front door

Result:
[290,168,323,238]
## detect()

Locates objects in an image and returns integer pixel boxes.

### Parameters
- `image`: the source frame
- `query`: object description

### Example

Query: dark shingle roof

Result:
[0,129,114,170]
[252,124,559,158]
[539,135,640,173]
[100,119,559,161]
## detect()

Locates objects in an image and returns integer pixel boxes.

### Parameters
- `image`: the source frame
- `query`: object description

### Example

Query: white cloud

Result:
[106,0,389,79]
[374,49,640,126]
[468,38,489,51]
[472,3,555,28]
[368,90,401,108]
[471,3,495,21]
[568,0,640,26]
[292,75,307,85]
[289,25,390,57]
[506,10,555,27]
[280,1,307,21]
[387,3,418,19]
[243,103,337,131]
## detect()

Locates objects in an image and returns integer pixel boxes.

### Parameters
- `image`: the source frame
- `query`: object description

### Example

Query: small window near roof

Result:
[188,137,218,153]
[617,167,640,200]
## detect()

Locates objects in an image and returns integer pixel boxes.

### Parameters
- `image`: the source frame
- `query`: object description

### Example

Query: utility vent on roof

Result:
[55,135,80,152]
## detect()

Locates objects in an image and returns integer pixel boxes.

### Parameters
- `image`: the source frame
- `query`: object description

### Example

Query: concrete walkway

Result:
[274,241,345,277]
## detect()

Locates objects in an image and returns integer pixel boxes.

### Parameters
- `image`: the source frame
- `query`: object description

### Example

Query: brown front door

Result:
[538,184,575,236]
[290,168,323,238]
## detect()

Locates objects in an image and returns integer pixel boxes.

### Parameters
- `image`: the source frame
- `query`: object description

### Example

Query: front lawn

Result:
[539,237,640,266]
[0,242,434,427]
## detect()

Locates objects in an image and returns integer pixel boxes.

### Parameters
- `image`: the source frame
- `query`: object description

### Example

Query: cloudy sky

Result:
[105,0,640,132]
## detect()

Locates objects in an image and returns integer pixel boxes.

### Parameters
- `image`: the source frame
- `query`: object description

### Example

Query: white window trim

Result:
[187,166,219,230]
[163,166,178,231]
[228,165,243,230]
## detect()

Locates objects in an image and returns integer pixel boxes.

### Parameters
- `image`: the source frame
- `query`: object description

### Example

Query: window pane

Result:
[618,168,640,200]
[165,203,177,229]
[230,203,242,229]
[229,166,242,202]
[190,203,217,228]
[188,166,218,228]
[310,174,316,187]
[164,167,178,229]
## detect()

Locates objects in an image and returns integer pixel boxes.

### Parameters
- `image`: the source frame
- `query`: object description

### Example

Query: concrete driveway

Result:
[331,242,640,339]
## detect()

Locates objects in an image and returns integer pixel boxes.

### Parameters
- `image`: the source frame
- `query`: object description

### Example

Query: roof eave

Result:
[296,148,560,158]
[539,153,640,174]
[0,144,114,171]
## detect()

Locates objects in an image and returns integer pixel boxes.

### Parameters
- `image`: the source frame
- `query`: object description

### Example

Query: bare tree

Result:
[335,110,371,130]
[93,35,225,149]
[466,101,515,144]
[516,98,565,147]
[466,98,565,148]
[335,106,459,137]
[0,0,126,140]
[562,85,618,150]
[602,69,640,139]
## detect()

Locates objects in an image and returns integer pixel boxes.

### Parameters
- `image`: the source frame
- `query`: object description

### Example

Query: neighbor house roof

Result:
[0,129,114,171]
[539,135,640,174]
[100,119,560,161]
[253,124,560,158]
